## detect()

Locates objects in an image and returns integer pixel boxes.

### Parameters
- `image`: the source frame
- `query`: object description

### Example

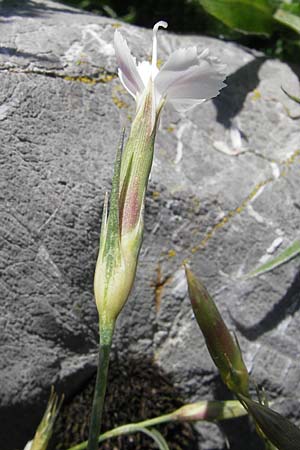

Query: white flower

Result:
[114,21,227,114]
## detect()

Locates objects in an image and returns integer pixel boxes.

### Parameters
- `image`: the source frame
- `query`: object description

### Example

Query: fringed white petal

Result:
[114,30,144,98]
[160,63,226,100]
[168,98,206,112]
[158,46,198,73]
[155,48,227,112]
[114,24,226,115]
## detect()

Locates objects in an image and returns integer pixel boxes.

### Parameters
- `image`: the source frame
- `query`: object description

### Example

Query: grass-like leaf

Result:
[244,240,300,279]
[239,395,300,450]
[281,86,300,105]
[29,387,63,450]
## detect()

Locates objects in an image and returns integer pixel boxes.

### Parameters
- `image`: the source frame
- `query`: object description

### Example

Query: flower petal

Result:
[114,30,144,98]
[168,98,206,112]
[137,60,153,87]
[155,49,226,112]
[158,46,199,73]
[166,63,226,99]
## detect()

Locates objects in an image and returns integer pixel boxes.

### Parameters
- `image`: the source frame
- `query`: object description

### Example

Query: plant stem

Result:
[69,399,248,450]
[69,412,174,450]
[87,325,114,450]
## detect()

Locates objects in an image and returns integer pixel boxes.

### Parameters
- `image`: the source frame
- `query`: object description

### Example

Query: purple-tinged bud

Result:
[94,91,163,330]
[172,400,247,422]
[185,266,249,397]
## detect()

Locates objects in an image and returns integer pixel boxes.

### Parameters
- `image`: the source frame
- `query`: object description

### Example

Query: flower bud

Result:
[94,96,161,330]
[98,18,226,332]
[185,266,249,396]
[172,400,247,422]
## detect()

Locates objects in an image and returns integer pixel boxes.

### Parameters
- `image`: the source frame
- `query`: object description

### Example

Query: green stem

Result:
[87,325,114,450]
[68,412,174,450]
[69,399,247,450]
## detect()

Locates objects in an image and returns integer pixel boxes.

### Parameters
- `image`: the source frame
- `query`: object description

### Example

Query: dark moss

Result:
[52,356,199,450]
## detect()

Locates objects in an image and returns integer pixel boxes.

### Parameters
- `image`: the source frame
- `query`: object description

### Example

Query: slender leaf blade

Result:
[239,395,300,450]
[281,86,300,104]
[244,240,300,279]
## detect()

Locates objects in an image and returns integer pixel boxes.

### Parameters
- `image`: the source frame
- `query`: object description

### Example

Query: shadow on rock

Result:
[288,63,300,83]
[213,56,266,129]
[0,46,60,64]
[233,269,300,341]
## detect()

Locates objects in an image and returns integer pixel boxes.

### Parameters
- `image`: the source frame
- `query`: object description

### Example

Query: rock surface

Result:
[1,1,300,449]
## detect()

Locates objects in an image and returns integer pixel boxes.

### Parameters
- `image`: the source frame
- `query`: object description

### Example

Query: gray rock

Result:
[1,0,300,449]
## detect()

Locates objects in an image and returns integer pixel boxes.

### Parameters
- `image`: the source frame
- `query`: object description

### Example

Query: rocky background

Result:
[1,1,300,449]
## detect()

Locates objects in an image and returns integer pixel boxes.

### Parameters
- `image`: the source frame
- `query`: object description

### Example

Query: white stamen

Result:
[152,21,168,76]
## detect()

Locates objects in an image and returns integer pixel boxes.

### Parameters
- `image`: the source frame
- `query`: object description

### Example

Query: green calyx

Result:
[94,88,163,328]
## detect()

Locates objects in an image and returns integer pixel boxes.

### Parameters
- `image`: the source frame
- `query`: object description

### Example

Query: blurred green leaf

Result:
[244,240,300,279]
[280,1,300,16]
[274,8,300,33]
[58,0,300,63]
[239,395,300,450]
[198,0,276,34]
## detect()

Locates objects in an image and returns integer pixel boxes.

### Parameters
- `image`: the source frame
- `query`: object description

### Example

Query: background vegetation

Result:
[57,0,300,63]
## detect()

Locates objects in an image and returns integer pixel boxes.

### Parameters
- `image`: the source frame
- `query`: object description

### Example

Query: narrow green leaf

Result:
[244,240,300,279]
[199,0,275,35]
[274,8,300,34]
[136,427,170,450]
[281,86,300,105]
[30,387,64,450]
[239,395,300,450]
